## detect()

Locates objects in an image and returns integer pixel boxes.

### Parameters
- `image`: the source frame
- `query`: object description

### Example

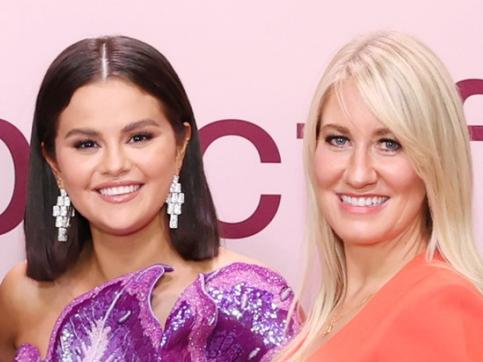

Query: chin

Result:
[334,228,387,247]
[91,218,148,236]
[340,237,381,247]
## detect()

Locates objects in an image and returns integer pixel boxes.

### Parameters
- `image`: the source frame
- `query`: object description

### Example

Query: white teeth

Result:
[99,185,140,196]
[340,195,388,207]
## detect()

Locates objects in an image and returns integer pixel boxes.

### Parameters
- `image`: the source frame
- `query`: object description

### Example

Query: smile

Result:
[98,184,141,196]
[339,194,389,207]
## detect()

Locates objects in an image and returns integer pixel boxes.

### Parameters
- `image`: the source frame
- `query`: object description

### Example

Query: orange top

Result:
[308,254,483,362]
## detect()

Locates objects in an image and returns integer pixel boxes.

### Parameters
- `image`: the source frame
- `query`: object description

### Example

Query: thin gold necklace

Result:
[322,293,374,337]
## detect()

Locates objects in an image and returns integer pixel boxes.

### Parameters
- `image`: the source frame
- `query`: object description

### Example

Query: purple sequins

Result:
[14,263,300,362]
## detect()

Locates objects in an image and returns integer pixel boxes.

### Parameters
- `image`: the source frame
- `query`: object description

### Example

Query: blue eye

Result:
[129,133,153,143]
[74,139,98,149]
[379,138,401,152]
[325,135,349,148]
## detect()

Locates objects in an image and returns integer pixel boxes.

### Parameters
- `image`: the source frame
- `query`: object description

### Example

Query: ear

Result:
[175,122,192,173]
[41,142,63,187]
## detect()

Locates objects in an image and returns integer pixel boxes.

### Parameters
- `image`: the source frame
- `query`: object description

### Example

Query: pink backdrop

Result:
[1,1,482,288]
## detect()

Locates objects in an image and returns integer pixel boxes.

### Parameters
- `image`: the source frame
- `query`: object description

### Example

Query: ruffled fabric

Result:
[14,263,300,362]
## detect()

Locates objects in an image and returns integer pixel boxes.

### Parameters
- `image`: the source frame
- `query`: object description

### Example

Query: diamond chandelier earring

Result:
[166,175,184,229]
[53,188,75,242]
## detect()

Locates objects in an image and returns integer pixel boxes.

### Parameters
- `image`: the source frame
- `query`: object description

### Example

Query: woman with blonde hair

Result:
[281,31,483,361]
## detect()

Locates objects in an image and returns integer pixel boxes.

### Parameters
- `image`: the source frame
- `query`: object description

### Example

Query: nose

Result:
[343,146,377,189]
[100,144,130,177]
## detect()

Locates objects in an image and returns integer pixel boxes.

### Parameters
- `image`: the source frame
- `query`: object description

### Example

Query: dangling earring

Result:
[53,188,75,242]
[166,175,184,229]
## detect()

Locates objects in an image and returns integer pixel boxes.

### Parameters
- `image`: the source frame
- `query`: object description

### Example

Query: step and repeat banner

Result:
[0,1,482,287]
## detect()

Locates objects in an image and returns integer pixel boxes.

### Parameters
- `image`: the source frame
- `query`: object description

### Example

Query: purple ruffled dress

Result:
[14,263,300,361]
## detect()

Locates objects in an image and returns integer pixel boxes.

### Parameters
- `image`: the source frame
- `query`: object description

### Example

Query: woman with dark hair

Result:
[0,36,299,361]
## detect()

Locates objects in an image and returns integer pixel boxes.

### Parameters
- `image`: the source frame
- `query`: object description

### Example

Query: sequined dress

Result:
[14,263,300,361]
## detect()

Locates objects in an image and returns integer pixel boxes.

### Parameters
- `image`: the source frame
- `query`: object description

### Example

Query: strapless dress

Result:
[14,262,300,361]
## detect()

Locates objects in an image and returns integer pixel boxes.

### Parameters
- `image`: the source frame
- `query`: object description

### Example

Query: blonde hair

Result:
[280,31,483,360]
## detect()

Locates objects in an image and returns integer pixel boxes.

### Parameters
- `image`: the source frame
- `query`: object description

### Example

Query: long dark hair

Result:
[25,36,220,281]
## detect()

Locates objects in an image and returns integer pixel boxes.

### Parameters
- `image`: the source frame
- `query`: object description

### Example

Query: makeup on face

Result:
[313,82,426,246]
[51,79,183,236]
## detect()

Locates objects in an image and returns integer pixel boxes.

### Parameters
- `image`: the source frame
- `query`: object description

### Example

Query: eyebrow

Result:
[319,123,349,134]
[319,123,394,137]
[64,119,161,139]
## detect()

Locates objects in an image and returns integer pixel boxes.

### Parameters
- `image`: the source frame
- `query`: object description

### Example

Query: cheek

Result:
[406,176,427,211]
[313,144,343,190]
[55,149,97,188]
[139,144,178,183]
[384,159,424,191]
[381,158,427,207]
[51,151,97,217]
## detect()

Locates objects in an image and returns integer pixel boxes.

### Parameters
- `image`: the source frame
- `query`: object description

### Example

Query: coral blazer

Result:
[308,254,483,362]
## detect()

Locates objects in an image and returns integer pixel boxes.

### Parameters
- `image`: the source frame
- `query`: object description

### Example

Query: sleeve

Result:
[382,283,483,362]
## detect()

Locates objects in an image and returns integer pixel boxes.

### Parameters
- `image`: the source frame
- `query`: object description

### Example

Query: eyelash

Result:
[378,138,401,152]
[325,135,349,147]
[324,135,402,152]
[73,139,98,149]
[72,132,154,149]
[128,132,154,143]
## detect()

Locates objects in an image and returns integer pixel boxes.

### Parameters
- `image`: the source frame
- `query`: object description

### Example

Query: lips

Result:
[98,184,141,197]
[339,194,389,207]
[95,182,143,203]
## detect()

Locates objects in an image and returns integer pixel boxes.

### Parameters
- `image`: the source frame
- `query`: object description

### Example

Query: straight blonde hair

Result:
[279,31,483,361]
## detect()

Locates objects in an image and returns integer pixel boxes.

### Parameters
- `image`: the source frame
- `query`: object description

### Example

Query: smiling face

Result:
[313,81,427,246]
[47,78,189,237]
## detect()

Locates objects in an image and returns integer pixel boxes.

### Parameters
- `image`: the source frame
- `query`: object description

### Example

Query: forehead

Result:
[57,78,166,130]
[320,81,390,136]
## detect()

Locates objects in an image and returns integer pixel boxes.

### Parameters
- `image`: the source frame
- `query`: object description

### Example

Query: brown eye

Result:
[129,132,153,143]
[74,139,98,149]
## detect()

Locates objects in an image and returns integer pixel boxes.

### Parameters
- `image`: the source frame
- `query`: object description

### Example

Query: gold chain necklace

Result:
[322,293,374,337]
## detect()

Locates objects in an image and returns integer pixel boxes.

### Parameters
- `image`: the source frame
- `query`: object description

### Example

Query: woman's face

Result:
[313,81,426,246]
[48,78,189,236]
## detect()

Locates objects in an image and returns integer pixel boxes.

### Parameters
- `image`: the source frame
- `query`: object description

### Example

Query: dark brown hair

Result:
[25,36,219,281]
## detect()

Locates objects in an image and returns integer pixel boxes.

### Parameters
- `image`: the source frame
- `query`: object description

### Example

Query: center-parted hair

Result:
[25,35,220,281]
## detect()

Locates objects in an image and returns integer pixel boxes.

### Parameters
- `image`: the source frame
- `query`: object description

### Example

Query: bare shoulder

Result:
[1,261,30,314]
[0,261,46,322]
[0,261,37,358]
[0,261,61,329]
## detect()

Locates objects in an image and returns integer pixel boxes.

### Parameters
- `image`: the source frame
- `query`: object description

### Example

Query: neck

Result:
[343,219,427,298]
[84,213,184,282]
